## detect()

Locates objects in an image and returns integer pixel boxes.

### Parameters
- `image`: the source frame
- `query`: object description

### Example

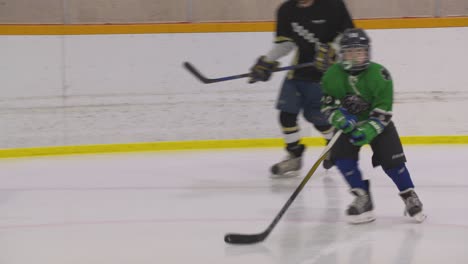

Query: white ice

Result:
[0,145,467,264]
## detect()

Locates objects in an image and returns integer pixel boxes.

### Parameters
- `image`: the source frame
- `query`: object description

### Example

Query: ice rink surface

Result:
[0,145,467,263]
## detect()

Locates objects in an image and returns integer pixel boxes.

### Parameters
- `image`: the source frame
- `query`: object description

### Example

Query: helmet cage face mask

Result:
[339,44,370,73]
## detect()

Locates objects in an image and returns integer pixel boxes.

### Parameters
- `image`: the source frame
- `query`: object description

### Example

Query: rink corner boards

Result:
[1,135,468,159]
[0,17,467,35]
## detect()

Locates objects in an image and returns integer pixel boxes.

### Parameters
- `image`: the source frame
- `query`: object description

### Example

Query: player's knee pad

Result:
[335,159,368,191]
[314,124,334,133]
[314,124,334,140]
[384,163,414,191]
[335,159,358,174]
[303,109,329,126]
[279,111,298,128]
[384,163,408,178]
[380,159,406,171]
[280,111,301,145]
[384,162,404,170]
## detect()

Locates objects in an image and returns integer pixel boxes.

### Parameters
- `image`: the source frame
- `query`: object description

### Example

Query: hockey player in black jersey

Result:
[248,0,354,177]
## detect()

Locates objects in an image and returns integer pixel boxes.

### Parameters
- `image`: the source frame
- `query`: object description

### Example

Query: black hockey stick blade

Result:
[224,233,267,245]
[183,61,315,84]
[183,62,238,84]
[224,130,343,245]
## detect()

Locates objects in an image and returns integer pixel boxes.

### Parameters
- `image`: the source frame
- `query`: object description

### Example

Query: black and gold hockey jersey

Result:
[275,0,354,81]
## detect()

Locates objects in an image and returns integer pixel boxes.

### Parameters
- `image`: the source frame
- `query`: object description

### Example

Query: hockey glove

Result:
[329,108,357,134]
[314,43,336,72]
[248,56,279,84]
[349,119,385,146]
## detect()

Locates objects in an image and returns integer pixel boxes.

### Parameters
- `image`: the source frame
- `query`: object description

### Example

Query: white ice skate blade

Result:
[347,211,376,224]
[409,212,427,223]
[270,170,300,179]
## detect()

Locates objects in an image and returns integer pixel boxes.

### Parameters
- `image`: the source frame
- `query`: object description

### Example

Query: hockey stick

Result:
[224,130,343,245]
[183,61,315,84]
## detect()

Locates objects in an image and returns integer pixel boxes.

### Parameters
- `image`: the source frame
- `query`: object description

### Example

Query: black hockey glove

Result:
[248,56,279,84]
[314,43,336,72]
[342,95,370,115]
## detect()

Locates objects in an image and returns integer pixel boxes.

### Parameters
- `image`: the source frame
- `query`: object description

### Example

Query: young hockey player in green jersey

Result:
[320,28,426,224]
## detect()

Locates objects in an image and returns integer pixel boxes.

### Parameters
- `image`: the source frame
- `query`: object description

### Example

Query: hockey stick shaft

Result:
[224,130,343,244]
[183,61,316,84]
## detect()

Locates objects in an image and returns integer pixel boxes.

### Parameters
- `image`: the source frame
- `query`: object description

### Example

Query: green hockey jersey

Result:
[321,62,393,124]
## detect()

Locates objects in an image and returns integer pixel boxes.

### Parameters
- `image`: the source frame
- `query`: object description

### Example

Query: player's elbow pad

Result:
[265,41,296,61]
[368,109,393,134]
[368,118,385,134]
[370,109,392,125]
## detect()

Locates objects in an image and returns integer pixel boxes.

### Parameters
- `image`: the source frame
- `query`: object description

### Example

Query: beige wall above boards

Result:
[66,0,187,23]
[0,0,466,24]
[0,0,188,24]
[439,0,468,16]
[190,0,281,22]
[346,0,467,18]
[345,0,436,18]
[0,0,63,23]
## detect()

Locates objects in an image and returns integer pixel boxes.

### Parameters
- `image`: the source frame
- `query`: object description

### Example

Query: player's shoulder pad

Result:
[369,62,392,82]
[321,64,342,85]
[278,1,294,12]
[324,63,342,76]
[276,1,294,19]
[324,0,346,9]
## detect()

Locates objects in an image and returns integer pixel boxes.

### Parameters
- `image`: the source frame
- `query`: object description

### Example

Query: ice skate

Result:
[270,144,304,178]
[399,188,426,222]
[322,133,335,170]
[322,152,333,169]
[346,188,375,224]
